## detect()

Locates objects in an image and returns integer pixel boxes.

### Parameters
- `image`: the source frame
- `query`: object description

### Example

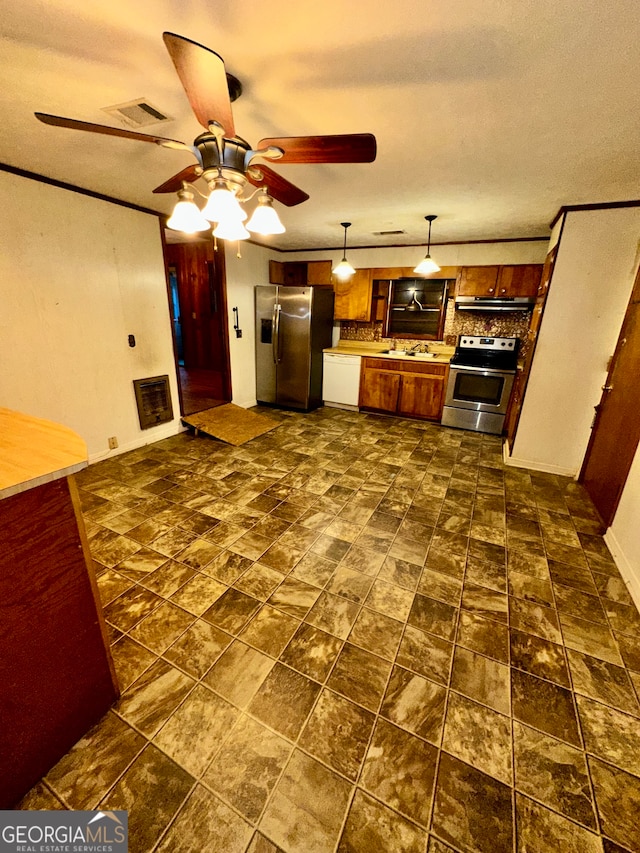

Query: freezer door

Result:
[255,285,278,404]
[276,287,312,408]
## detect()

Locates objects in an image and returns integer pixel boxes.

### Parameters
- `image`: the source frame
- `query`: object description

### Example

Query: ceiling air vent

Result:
[102,99,172,128]
[374,230,406,236]
[133,376,174,429]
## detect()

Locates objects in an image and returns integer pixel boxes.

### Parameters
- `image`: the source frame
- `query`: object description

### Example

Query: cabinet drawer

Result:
[363,357,447,376]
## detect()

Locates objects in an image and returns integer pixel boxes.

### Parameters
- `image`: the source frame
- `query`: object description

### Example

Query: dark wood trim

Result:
[549,199,640,230]
[270,236,550,255]
[1,162,163,217]
[160,224,186,417]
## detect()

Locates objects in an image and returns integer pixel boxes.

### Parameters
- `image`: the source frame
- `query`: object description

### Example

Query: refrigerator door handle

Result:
[272,303,282,364]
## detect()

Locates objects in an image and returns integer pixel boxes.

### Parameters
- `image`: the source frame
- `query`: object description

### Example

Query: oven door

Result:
[444,365,515,415]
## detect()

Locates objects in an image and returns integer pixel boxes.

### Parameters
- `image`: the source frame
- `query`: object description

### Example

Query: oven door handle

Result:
[449,364,516,376]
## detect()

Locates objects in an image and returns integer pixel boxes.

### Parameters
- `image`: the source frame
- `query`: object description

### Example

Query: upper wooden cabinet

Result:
[307,260,333,285]
[456,266,500,296]
[456,265,542,297]
[333,269,373,321]
[269,260,332,286]
[496,265,543,297]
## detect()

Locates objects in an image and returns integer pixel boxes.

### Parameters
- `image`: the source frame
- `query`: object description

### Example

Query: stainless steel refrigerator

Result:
[255,285,335,411]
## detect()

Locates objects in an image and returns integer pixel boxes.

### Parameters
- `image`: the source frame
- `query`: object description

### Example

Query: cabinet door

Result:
[456,266,500,296]
[307,260,332,285]
[269,260,285,284]
[359,368,400,412]
[497,265,542,297]
[283,262,307,286]
[398,373,445,420]
[333,269,373,321]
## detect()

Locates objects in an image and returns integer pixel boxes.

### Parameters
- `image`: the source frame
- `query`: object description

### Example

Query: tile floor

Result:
[18,407,640,853]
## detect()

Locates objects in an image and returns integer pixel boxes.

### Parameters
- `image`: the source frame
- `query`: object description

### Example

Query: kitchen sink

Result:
[377,349,436,358]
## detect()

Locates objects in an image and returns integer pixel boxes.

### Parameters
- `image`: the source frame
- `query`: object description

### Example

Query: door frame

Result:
[160,227,232,413]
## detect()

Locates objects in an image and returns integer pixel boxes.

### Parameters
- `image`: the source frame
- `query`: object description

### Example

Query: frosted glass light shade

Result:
[413,254,441,275]
[246,196,285,235]
[166,198,210,233]
[202,178,247,222]
[332,258,356,280]
[213,218,250,241]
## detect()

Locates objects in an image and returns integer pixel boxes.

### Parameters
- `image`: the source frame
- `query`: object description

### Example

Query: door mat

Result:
[181,403,279,446]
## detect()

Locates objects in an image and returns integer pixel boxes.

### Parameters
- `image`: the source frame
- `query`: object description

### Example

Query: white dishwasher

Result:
[322,352,362,410]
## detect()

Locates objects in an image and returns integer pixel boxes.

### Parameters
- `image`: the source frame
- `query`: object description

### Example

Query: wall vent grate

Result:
[133,375,174,430]
[373,230,406,236]
[102,99,172,128]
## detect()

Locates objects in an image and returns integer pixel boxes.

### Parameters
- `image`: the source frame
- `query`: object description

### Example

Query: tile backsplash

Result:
[340,298,531,356]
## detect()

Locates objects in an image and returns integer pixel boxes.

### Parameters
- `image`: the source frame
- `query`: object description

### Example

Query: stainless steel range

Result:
[441,335,519,435]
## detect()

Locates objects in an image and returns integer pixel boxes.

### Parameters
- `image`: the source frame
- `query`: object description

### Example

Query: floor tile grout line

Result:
[62,411,638,852]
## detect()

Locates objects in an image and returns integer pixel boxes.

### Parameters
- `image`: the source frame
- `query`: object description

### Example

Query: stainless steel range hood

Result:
[455,296,536,312]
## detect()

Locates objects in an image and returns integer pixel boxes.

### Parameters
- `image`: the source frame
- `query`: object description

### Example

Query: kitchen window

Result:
[382,278,450,340]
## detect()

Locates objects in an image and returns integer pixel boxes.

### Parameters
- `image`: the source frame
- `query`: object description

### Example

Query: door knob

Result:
[601,384,614,392]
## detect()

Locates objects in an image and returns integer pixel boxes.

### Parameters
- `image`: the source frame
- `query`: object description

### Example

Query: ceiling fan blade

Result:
[152,165,202,194]
[256,133,377,164]
[34,112,186,149]
[246,165,309,207]
[163,32,235,136]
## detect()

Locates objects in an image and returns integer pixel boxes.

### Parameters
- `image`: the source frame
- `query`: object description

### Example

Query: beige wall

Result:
[511,207,640,475]
[0,170,180,461]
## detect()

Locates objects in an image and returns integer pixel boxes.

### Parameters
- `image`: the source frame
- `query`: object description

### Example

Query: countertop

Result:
[0,408,88,499]
[324,340,454,364]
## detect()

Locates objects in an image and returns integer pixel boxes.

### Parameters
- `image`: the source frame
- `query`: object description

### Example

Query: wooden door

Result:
[398,372,446,420]
[580,268,640,526]
[164,239,231,414]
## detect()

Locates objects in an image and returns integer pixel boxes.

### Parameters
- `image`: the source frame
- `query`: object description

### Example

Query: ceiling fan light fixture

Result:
[166,186,210,233]
[413,214,441,275]
[213,218,250,241]
[332,222,355,280]
[202,177,247,222]
[246,192,286,235]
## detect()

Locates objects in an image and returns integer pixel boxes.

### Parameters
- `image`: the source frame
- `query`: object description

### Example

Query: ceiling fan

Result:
[35,32,377,235]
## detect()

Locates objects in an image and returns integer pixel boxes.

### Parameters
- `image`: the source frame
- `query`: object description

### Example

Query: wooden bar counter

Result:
[0,408,119,807]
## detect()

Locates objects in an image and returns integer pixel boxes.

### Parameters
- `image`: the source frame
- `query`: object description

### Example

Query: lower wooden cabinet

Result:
[359,357,448,421]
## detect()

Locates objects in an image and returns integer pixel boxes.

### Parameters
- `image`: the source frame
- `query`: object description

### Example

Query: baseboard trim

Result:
[604,527,640,613]
[502,441,577,478]
[88,420,183,464]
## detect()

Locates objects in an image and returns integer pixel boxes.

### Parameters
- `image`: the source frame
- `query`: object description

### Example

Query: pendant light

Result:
[166,184,210,233]
[413,214,441,275]
[332,222,356,280]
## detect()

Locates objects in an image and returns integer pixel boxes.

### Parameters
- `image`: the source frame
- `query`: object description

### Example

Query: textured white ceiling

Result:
[1,0,638,250]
